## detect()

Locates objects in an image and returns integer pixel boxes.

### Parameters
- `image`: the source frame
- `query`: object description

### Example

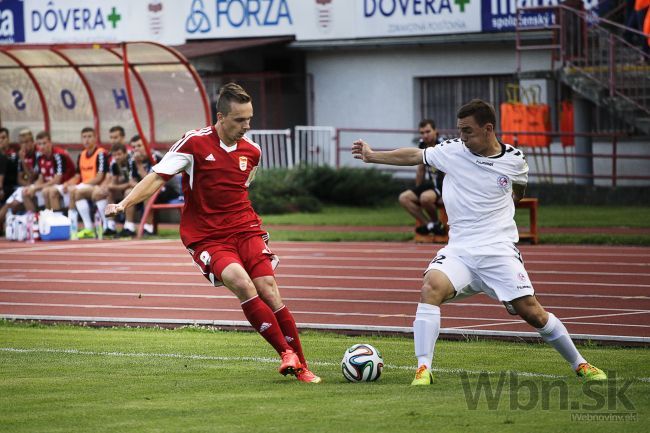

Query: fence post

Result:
[572,96,594,186]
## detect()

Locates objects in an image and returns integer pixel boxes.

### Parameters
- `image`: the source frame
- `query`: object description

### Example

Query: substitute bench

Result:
[136,189,184,238]
[414,197,539,244]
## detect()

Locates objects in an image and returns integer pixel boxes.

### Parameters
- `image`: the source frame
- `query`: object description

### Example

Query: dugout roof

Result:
[0,42,210,157]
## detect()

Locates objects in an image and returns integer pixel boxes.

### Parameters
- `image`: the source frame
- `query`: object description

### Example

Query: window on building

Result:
[419,75,515,132]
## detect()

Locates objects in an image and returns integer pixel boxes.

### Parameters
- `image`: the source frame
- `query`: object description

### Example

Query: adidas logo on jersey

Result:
[259,322,272,332]
[205,153,215,161]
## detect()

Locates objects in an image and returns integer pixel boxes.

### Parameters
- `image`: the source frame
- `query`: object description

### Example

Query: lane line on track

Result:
[3,285,648,301]
[453,311,650,330]
[2,277,649,290]
[6,248,650,259]
[2,303,648,330]
[2,290,648,314]
[2,258,648,267]
[3,267,649,277]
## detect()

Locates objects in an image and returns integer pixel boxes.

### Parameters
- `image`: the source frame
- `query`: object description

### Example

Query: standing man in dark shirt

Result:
[398,119,446,236]
[0,127,19,205]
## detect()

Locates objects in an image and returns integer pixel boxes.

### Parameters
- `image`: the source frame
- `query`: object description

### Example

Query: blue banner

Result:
[0,0,25,43]
[482,0,598,33]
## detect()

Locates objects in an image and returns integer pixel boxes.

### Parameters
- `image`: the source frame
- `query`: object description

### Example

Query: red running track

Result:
[0,239,648,344]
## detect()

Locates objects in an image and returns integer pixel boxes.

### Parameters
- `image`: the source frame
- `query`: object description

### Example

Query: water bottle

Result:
[94,209,103,240]
[5,212,14,240]
[70,210,78,240]
[25,211,34,243]
[32,212,40,241]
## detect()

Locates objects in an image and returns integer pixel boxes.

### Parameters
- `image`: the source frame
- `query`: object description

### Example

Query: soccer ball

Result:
[341,343,384,382]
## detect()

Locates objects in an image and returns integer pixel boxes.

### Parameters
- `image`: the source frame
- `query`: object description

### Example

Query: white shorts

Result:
[6,187,24,204]
[6,187,45,207]
[424,242,535,304]
[53,184,71,208]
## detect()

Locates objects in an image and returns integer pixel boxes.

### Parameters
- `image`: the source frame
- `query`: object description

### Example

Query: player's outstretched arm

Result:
[105,172,166,217]
[352,139,423,166]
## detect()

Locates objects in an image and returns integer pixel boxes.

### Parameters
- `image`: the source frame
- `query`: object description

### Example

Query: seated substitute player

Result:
[117,135,174,237]
[398,119,446,236]
[49,127,108,239]
[22,131,75,212]
[352,99,607,384]
[0,129,40,223]
[106,83,321,383]
[0,127,19,205]
[96,142,135,237]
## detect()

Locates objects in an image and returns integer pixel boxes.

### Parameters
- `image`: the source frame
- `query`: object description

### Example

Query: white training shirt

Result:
[423,138,528,247]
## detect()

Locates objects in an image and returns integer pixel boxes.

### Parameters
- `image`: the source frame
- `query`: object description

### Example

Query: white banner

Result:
[182,0,482,41]
[353,0,481,38]
[23,0,185,45]
[16,0,485,45]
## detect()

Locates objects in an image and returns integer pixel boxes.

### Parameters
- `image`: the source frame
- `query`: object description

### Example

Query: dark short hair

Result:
[130,134,141,143]
[109,125,125,137]
[0,127,9,136]
[418,119,436,129]
[111,143,127,154]
[36,130,51,140]
[81,127,95,135]
[457,99,497,127]
[217,82,252,117]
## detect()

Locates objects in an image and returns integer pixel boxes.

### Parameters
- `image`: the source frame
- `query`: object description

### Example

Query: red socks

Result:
[274,305,307,367]
[240,296,291,355]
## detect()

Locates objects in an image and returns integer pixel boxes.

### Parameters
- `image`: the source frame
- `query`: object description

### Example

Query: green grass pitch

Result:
[1,321,648,433]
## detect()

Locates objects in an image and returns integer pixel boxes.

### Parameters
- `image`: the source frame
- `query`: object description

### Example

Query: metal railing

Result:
[516,5,650,117]
[334,127,650,187]
[560,6,650,116]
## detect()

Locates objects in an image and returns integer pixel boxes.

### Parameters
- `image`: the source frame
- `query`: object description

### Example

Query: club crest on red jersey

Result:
[239,156,247,171]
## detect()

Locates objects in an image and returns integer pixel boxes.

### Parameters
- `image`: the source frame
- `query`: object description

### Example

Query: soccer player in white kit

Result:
[352,99,607,384]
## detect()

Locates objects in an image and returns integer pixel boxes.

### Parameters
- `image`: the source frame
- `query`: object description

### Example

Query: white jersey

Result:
[423,138,528,247]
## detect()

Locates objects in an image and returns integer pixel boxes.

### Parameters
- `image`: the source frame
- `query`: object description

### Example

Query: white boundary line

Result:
[1,315,648,344]
[0,347,569,379]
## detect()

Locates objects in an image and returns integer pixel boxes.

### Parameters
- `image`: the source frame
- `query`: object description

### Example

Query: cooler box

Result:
[39,211,70,241]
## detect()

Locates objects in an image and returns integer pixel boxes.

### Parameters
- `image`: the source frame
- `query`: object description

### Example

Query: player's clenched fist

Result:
[351,139,373,162]
[105,203,124,217]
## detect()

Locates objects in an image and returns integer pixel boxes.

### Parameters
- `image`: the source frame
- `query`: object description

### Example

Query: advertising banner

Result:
[482,0,599,33]
[20,0,185,45]
[0,0,25,43]
[182,0,482,41]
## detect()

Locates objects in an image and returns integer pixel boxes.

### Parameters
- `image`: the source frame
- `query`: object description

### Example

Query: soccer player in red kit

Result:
[105,83,321,383]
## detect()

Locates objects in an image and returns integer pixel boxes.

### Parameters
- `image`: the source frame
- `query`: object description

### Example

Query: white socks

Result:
[75,199,93,230]
[413,303,441,370]
[95,199,108,229]
[124,221,136,232]
[537,312,586,370]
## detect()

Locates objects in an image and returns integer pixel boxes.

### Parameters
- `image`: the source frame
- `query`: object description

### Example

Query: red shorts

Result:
[188,232,279,287]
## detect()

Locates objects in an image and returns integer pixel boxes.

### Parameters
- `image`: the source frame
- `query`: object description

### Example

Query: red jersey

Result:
[36,147,75,183]
[153,126,263,247]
